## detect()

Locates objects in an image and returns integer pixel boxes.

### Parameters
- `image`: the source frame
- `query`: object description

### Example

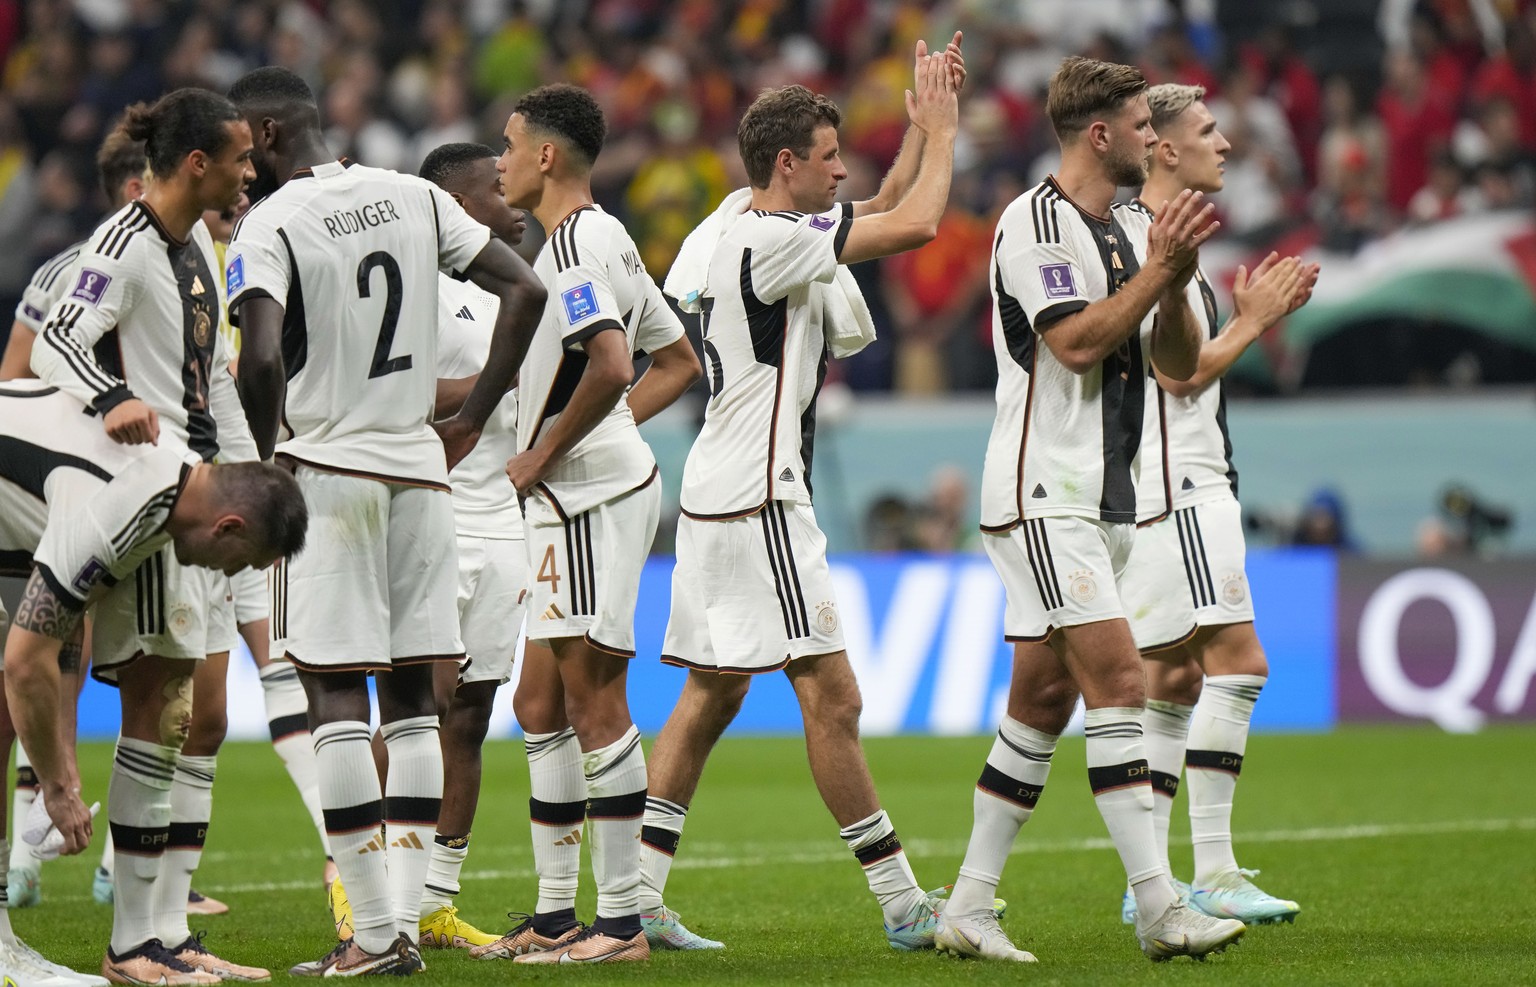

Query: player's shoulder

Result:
[27,238,88,292]
[83,201,157,263]
[549,204,626,273]
[1112,197,1155,227]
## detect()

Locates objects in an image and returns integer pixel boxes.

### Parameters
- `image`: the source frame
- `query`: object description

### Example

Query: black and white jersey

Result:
[678,202,853,519]
[518,204,684,517]
[0,382,196,608]
[225,160,491,488]
[13,240,86,333]
[1115,200,1237,522]
[31,202,254,464]
[435,273,520,538]
[981,176,1151,531]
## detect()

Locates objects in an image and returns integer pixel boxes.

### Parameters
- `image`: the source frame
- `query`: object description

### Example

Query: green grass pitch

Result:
[11,726,1536,985]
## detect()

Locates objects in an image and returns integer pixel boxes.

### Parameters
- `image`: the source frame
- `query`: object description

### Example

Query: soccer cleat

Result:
[330,876,355,941]
[102,938,221,986]
[8,866,40,908]
[3,935,111,986]
[1189,869,1301,925]
[419,905,499,949]
[468,913,583,960]
[513,927,649,964]
[170,933,271,981]
[640,906,725,950]
[186,889,229,916]
[289,933,423,977]
[1136,901,1245,961]
[934,909,1037,963]
[92,867,113,905]
[1122,877,1191,924]
[884,891,941,951]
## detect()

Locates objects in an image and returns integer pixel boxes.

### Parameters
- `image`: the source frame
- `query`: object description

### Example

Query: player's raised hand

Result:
[944,31,966,91]
[103,398,159,445]
[1288,261,1321,314]
[1233,254,1304,331]
[1147,189,1219,277]
[905,37,959,136]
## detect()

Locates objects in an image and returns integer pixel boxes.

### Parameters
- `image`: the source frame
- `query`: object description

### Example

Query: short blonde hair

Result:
[1046,56,1147,139]
[1145,83,1207,134]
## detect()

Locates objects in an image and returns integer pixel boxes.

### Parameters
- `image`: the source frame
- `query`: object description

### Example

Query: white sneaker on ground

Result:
[1189,869,1300,925]
[1136,900,1245,961]
[934,909,1037,963]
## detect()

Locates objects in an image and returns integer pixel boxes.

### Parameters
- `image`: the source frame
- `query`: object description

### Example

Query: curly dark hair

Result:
[228,66,317,111]
[420,142,497,191]
[512,84,606,168]
[121,88,242,179]
[737,85,842,189]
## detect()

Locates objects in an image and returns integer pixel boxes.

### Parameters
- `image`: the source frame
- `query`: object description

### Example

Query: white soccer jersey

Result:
[1115,200,1237,522]
[435,273,521,539]
[981,177,1152,531]
[0,382,196,607]
[31,202,255,464]
[678,202,853,518]
[225,160,491,488]
[14,240,85,333]
[518,204,683,517]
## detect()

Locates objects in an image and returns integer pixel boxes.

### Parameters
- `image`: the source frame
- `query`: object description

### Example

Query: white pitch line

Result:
[49,816,1536,899]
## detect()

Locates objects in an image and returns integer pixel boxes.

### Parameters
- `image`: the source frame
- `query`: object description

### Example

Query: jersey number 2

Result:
[358,251,412,378]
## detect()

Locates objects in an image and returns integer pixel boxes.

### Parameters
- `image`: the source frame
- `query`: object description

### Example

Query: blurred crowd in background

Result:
[2,0,1536,397]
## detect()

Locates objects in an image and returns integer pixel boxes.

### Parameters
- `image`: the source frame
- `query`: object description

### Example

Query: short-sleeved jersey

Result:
[678,202,853,519]
[981,176,1151,531]
[225,160,491,488]
[31,202,255,464]
[14,240,85,333]
[435,273,521,539]
[0,382,196,611]
[1115,200,1237,522]
[518,205,684,517]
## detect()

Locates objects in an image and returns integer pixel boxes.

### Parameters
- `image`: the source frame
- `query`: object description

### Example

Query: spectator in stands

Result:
[1408,149,1475,223]
[912,465,978,554]
[865,495,919,554]
[1377,49,1458,213]
[1292,488,1358,551]
[1239,25,1323,182]
[0,94,37,326]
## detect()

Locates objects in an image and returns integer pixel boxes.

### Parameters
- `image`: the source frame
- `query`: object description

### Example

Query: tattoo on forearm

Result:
[14,571,82,641]
[57,627,83,673]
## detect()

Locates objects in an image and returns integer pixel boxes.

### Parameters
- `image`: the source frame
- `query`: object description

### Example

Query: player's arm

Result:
[31,256,159,444]
[433,374,481,421]
[3,568,92,855]
[628,336,701,426]
[233,296,286,461]
[1039,191,1217,375]
[1155,254,1314,397]
[853,33,966,219]
[1149,264,1202,382]
[836,40,959,265]
[207,328,259,462]
[506,328,632,496]
[0,322,36,379]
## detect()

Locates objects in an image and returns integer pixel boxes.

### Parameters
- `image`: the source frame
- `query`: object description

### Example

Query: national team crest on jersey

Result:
[226,254,245,295]
[1039,263,1077,299]
[69,269,111,306]
[561,282,598,324]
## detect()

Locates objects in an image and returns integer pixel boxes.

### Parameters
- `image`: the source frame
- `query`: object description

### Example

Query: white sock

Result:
[259,662,332,858]
[107,737,177,955]
[1143,700,1195,876]
[9,746,37,875]
[1084,707,1174,919]
[381,716,442,941]
[526,728,584,917]
[154,754,216,947]
[840,810,924,927]
[1187,674,1265,885]
[582,726,646,929]
[313,720,393,952]
[637,796,687,912]
[948,717,1058,915]
[420,835,467,915]
[100,829,116,877]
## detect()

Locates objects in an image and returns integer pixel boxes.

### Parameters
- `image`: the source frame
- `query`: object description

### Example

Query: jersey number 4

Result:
[358,251,412,378]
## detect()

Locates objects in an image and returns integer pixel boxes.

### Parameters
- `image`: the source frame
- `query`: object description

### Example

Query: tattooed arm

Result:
[57,622,84,782]
[3,570,92,854]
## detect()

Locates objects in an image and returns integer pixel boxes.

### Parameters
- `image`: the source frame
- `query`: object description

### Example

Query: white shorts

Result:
[457,534,527,685]
[982,516,1134,643]
[522,479,659,656]
[1121,498,1254,652]
[90,546,236,684]
[280,467,462,671]
[662,501,844,674]
[229,565,269,627]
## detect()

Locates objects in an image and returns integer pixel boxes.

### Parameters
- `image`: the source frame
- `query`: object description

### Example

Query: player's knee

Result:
[445,698,493,748]
[158,674,195,748]
[804,682,863,732]
[513,686,566,734]
[184,705,228,754]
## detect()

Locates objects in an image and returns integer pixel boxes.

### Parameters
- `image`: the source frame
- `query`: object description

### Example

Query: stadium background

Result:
[0,0,1533,742]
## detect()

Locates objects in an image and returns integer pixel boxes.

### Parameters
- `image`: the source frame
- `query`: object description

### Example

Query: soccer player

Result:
[0,382,305,987]
[410,141,532,951]
[636,37,966,952]
[224,66,545,977]
[933,56,1245,963]
[1114,83,1317,927]
[467,83,700,967]
[30,88,274,984]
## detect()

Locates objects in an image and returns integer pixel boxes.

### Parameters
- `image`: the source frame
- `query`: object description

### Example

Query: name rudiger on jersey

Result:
[322,198,403,239]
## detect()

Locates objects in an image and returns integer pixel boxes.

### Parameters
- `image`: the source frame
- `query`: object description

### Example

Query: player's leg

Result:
[7,740,40,908]
[154,650,227,947]
[1141,650,1202,903]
